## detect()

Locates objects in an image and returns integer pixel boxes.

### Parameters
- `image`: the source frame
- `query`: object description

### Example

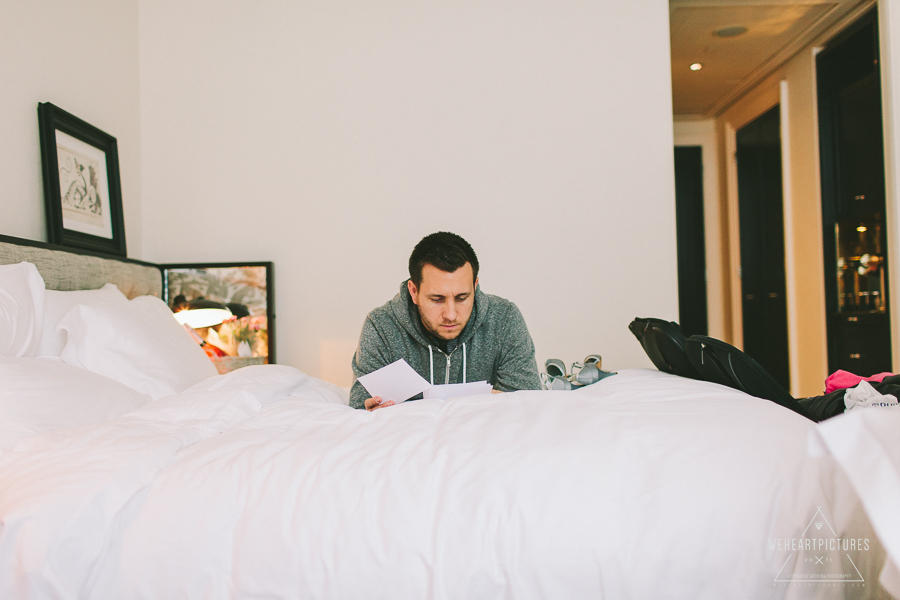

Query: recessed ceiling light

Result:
[715,26,748,38]
[690,63,703,71]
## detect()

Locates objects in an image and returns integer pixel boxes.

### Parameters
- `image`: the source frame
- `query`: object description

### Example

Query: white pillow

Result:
[59,295,219,400]
[37,283,129,357]
[0,356,152,450]
[0,262,45,357]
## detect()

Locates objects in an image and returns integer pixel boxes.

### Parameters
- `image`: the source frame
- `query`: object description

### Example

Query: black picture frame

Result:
[162,262,276,364]
[38,102,127,256]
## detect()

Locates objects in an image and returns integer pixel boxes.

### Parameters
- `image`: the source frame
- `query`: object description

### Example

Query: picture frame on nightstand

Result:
[162,262,275,373]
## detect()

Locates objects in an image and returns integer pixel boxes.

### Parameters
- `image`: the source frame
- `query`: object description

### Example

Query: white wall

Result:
[0,1,142,256]
[139,0,678,383]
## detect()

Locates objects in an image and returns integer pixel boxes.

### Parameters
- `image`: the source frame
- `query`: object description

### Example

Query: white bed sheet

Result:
[0,367,882,599]
[813,408,900,598]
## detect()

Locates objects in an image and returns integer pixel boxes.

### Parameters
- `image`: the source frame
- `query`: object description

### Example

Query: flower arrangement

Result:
[215,315,268,357]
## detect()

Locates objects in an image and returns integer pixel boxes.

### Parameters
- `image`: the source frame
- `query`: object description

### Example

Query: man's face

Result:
[408,262,478,341]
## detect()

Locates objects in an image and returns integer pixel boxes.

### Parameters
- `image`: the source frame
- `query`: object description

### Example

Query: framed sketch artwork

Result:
[38,102,127,256]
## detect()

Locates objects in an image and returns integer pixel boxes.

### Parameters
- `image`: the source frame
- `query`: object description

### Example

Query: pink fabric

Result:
[824,369,895,394]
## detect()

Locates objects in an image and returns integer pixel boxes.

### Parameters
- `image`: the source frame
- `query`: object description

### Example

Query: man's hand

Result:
[364,396,395,411]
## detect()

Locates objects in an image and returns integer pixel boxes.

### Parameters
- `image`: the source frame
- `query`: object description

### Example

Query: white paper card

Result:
[357,359,431,404]
[423,381,493,400]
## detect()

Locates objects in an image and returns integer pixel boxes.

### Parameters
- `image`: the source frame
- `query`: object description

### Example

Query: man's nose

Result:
[444,301,458,321]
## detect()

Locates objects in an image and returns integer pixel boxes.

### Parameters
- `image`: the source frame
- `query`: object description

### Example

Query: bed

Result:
[0,234,896,599]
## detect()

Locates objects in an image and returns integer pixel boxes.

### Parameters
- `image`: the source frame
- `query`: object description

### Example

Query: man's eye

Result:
[455,296,468,302]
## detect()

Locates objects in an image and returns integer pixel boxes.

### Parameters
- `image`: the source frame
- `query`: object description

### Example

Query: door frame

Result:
[877,0,900,372]
[673,120,725,340]
[723,86,802,393]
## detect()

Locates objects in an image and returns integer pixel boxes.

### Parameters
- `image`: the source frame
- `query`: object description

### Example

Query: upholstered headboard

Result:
[0,234,162,299]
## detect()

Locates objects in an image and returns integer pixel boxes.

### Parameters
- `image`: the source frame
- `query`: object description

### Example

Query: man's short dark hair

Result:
[408,232,479,286]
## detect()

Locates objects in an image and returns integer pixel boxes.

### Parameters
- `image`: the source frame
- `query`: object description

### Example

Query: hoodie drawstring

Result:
[428,345,435,386]
[463,342,467,384]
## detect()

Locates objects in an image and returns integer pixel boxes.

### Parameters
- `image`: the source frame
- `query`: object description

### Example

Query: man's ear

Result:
[407,279,419,305]
[474,277,479,291]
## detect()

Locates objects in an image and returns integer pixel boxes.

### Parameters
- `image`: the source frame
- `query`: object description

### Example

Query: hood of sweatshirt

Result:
[388,279,489,350]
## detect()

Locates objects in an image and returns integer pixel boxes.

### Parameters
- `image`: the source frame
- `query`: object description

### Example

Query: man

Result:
[350,232,541,410]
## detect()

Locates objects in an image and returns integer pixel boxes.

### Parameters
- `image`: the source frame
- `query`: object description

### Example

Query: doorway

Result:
[736,105,790,389]
[817,9,892,375]
[674,146,708,337]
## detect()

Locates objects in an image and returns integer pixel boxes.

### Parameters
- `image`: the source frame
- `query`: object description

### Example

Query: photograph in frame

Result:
[163,262,276,372]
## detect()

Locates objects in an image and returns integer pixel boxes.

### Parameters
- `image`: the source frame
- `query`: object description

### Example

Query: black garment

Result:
[797,390,847,421]
[797,374,900,421]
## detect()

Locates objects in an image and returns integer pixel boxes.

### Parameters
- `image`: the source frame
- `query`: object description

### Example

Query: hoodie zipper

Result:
[433,347,453,385]
[431,347,452,385]
[434,343,467,385]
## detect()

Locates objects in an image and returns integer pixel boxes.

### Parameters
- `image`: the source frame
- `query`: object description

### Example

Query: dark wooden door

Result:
[817,9,892,376]
[736,106,791,389]
[674,146,708,336]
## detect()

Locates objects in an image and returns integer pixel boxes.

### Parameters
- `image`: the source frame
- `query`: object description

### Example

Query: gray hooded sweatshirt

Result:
[350,280,541,409]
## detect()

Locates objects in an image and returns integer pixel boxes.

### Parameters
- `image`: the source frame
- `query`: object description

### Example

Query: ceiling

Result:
[670,0,871,116]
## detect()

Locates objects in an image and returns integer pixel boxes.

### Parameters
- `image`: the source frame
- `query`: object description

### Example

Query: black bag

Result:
[685,335,825,421]
[628,318,702,380]
[630,319,852,422]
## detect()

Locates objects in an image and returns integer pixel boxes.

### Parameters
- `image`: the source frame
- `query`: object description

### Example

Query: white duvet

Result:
[0,367,884,599]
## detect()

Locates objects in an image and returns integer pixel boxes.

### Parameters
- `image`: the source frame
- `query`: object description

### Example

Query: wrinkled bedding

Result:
[813,408,900,598]
[0,366,885,599]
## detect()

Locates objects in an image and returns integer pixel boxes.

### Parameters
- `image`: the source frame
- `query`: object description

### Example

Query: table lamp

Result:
[173,299,233,328]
